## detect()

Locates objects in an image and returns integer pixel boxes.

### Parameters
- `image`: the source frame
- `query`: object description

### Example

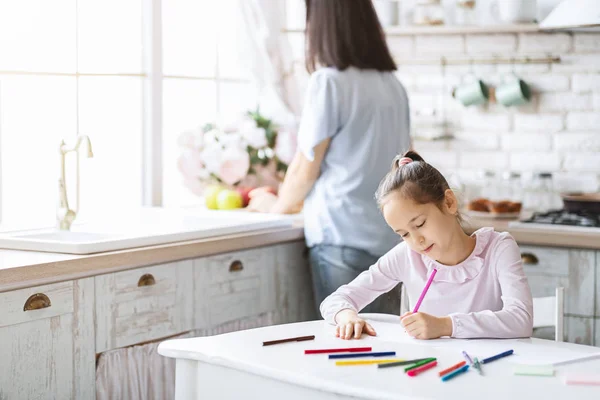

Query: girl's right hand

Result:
[334,309,377,339]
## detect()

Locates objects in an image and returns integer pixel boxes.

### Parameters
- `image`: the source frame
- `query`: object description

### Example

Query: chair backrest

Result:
[533,287,564,342]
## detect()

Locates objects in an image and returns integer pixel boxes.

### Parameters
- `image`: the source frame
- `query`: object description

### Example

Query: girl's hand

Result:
[334,309,377,339]
[400,312,452,340]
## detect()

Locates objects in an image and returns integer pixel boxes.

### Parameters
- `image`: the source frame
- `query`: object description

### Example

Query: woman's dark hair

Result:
[304,0,397,73]
[375,150,461,220]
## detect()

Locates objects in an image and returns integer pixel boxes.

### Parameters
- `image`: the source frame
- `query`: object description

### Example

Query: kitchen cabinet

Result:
[95,261,195,353]
[0,240,314,398]
[0,279,95,400]
[519,244,597,345]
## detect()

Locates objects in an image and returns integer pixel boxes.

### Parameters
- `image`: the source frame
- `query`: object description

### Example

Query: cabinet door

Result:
[519,244,596,345]
[95,260,194,352]
[274,241,317,323]
[0,279,95,400]
[194,246,278,328]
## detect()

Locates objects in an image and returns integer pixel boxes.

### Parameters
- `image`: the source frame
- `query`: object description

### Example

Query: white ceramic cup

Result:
[496,0,537,23]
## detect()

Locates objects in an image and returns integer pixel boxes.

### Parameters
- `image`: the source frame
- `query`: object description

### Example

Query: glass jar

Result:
[454,0,477,26]
[525,172,559,213]
[413,0,445,26]
[481,170,501,201]
[500,171,522,203]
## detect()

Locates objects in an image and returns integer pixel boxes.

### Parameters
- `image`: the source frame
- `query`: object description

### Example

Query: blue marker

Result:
[328,351,396,359]
[441,364,470,382]
[481,349,514,364]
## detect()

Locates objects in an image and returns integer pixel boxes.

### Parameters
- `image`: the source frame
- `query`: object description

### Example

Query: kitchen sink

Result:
[0,208,298,254]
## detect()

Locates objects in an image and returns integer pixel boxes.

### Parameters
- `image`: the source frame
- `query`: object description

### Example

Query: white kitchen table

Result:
[158,314,600,400]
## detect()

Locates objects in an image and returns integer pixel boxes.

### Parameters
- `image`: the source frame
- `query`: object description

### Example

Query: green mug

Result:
[496,76,531,107]
[452,80,489,107]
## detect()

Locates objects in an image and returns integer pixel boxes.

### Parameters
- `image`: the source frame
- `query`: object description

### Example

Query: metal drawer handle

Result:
[23,293,52,311]
[521,253,539,265]
[138,273,156,287]
[229,260,244,272]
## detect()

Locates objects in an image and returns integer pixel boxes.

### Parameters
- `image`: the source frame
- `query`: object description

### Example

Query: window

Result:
[0,0,258,230]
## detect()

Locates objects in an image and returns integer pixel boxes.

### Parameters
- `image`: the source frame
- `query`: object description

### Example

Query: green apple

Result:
[204,185,225,209]
[216,189,244,210]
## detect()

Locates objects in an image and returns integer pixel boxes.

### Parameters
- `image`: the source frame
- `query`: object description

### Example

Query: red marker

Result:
[407,360,438,377]
[304,347,372,354]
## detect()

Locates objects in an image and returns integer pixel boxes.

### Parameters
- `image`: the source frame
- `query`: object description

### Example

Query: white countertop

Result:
[159,314,600,400]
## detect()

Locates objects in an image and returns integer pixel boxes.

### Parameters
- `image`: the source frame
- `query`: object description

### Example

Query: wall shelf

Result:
[284,23,543,36]
[384,23,541,35]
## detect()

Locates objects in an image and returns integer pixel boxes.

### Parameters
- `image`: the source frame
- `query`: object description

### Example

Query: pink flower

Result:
[218,146,250,185]
[177,150,205,179]
[274,130,297,165]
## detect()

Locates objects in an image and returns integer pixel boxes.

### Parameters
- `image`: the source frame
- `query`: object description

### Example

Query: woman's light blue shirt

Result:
[297,67,411,256]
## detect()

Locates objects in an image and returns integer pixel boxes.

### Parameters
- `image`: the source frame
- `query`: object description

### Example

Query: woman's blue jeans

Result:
[308,244,401,317]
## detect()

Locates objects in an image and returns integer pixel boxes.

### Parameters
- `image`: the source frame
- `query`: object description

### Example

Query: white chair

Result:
[400,283,565,342]
[533,287,565,342]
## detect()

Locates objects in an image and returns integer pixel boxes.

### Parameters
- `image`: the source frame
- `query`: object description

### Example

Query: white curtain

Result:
[233,0,302,126]
[95,312,278,400]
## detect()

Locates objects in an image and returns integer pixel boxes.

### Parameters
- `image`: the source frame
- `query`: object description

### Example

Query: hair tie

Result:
[398,157,413,166]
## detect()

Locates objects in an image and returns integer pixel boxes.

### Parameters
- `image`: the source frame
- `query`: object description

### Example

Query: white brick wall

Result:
[502,133,553,151]
[461,112,512,132]
[459,152,509,169]
[554,132,600,151]
[572,74,600,93]
[538,93,592,112]
[563,153,600,172]
[518,33,572,53]
[415,35,464,54]
[521,74,570,92]
[466,34,516,53]
[574,34,600,53]
[566,112,600,130]
[552,54,600,73]
[509,153,561,172]
[594,94,600,109]
[513,113,564,133]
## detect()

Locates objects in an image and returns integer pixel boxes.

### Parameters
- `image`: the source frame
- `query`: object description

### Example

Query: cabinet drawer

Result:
[0,281,73,328]
[95,261,193,352]
[195,246,277,327]
[518,245,569,277]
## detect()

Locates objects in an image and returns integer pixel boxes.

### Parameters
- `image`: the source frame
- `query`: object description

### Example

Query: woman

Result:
[249,0,411,315]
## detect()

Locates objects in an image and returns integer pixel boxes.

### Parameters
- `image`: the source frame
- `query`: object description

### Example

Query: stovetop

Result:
[521,210,600,228]
[508,210,600,233]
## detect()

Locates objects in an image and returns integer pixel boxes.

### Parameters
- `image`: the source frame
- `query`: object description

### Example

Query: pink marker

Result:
[413,269,437,313]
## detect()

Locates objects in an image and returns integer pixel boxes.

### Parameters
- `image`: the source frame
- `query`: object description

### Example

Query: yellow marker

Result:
[335,359,404,366]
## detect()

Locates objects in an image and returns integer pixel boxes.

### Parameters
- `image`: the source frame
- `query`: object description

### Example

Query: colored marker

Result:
[564,375,600,386]
[329,351,395,359]
[413,269,437,313]
[462,350,473,365]
[305,347,371,355]
[377,358,433,369]
[441,364,470,382]
[473,357,483,375]
[513,365,554,377]
[405,358,437,372]
[482,349,514,364]
[336,359,401,366]
[407,360,438,377]
[438,361,467,377]
[262,335,315,346]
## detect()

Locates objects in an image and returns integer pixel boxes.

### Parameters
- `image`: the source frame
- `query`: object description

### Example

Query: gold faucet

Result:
[57,135,94,230]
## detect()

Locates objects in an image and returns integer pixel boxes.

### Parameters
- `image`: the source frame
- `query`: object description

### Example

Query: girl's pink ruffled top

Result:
[320,228,534,338]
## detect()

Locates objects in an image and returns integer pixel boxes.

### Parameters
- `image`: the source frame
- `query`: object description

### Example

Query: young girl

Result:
[321,151,533,340]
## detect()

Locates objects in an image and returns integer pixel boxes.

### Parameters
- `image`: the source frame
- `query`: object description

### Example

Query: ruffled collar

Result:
[420,227,494,283]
